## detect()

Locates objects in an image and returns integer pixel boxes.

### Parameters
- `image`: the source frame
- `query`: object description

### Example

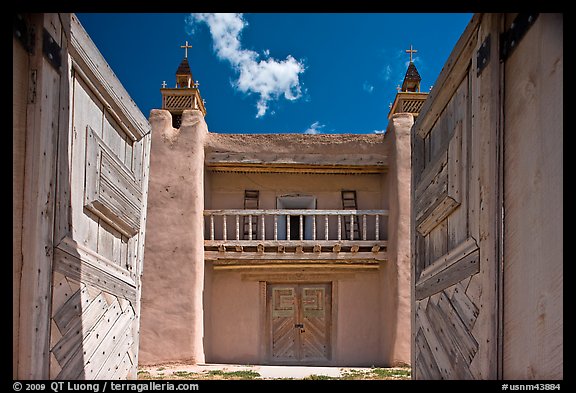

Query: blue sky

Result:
[77,13,472,134]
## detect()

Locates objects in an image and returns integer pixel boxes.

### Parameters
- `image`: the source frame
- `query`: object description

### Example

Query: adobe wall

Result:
[205,133,387,156]
[204,267,383,366]
[380,113,413,366]
[205,171,387,239]
[139,109,207,365]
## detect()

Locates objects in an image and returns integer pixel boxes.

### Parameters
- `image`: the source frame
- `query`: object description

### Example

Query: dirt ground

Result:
[137,362,411,380]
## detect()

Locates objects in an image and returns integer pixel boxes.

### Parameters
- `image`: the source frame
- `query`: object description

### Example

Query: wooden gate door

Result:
[49,15,151,379]
[268,283,331,364]
[411,14,502,379]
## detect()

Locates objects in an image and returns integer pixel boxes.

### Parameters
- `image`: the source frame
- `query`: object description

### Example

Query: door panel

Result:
[412,14,501,379]
[270,286,298,361]
[268,283,331,363]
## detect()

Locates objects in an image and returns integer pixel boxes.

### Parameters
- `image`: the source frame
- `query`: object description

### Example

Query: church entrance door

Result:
[267,283,332,364]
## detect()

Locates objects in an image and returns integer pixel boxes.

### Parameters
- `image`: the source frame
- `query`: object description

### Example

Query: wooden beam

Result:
[214,264,380,271]
[205,240,388,248]
[205,209,389,216]
[205,251,388,262]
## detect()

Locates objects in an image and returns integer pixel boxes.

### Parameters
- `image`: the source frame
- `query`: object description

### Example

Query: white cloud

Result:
[187,13,305,118]
[303,121,325,134]
[363,81,374,93]
[381,65,392,81]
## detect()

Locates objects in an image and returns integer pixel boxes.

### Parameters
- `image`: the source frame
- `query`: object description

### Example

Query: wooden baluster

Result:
[350,214,354,241]
[261,214,265,241]
[325,215,329,241]
[248,215,253,240]
[223,215,227,241]
[274,215,278,241]
[286,214,291,241]
[210,215,215,240]
[312,214,316,241]
[235,215,240,241]
[337,215,342,241]
[299,215,303,241]
[375,214,380,240]
[362,214,367,241]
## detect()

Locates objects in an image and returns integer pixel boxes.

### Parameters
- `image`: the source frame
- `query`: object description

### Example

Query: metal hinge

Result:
[13,13,34,53]
[476,35,491,76]
[500,13,539,62]
[43,28,61,72]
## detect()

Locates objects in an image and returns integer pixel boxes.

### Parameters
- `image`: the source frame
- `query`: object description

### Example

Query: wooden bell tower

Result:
[161,40,206,128]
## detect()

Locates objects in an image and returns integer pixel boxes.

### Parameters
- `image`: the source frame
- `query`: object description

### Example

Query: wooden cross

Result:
[161,81,167,88]
[181,40,193,58]
[406,44,417,63]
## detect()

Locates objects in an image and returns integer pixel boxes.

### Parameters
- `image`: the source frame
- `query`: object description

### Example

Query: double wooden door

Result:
[267,283,332,364]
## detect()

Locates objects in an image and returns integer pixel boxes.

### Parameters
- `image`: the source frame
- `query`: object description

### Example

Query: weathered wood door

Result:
[268,283,331,363]
[48,15,151,380]
[14,14,150,380]
[411,14,502,379]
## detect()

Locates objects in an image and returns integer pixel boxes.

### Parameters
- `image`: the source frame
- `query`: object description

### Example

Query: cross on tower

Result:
[180,40,193,58]
[406,44,418,63]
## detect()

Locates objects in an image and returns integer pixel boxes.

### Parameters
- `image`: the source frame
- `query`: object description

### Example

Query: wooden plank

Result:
[425,297,475,379]
[416,249,479,300]
[207,251,386,262]
[450,282,479,331]
[415,150,448,200]
[56,236,134,285]
[103,111,125,164]
[417,195,460,237]
[110,351,133,380]
[205,240,388,248]
[418,236,478,284]
[414,14,480,138]
[215,264,379,271]
[242,272,356,282]
[51,271,76,316]
[53,242,137,303]
[69,14,149,141]
[49,353,62,380]
[13,20,30,377]
[70,76,103,251]
[415,303,452,379]
[466,13,503,380]
[52,284,90,334]
[84,127,143,237]
[51,292,109,366]
[97,220,116,265]
[55,297,124,379]
[502,13,563,380]
[18,13,66,378]
[205,209,389,216]
[414,328,442,379]
[427,220,448,267]
[89,311,135,379]
[436,291,479,364]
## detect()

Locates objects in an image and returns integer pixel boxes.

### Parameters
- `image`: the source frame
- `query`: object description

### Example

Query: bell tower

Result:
[388,44,428,119]
[160,40,207,128]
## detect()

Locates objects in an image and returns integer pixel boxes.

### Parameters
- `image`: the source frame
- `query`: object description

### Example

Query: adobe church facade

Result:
[138,43,426,367]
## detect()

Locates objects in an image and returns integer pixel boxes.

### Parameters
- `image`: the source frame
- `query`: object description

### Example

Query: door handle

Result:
[294,323,304,328]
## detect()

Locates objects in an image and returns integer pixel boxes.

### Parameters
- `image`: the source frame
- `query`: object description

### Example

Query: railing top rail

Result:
[204,209,389,216]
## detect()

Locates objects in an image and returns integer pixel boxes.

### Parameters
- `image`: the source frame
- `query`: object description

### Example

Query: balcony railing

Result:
[204,209,388,260]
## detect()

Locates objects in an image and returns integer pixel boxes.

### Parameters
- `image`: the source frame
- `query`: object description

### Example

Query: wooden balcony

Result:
[204,209,389,268]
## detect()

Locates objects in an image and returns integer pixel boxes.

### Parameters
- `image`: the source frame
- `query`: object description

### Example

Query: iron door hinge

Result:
[13,13,34,54]
[476,35,491,76]
[43,28,62,72]
[500,13,539,62]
